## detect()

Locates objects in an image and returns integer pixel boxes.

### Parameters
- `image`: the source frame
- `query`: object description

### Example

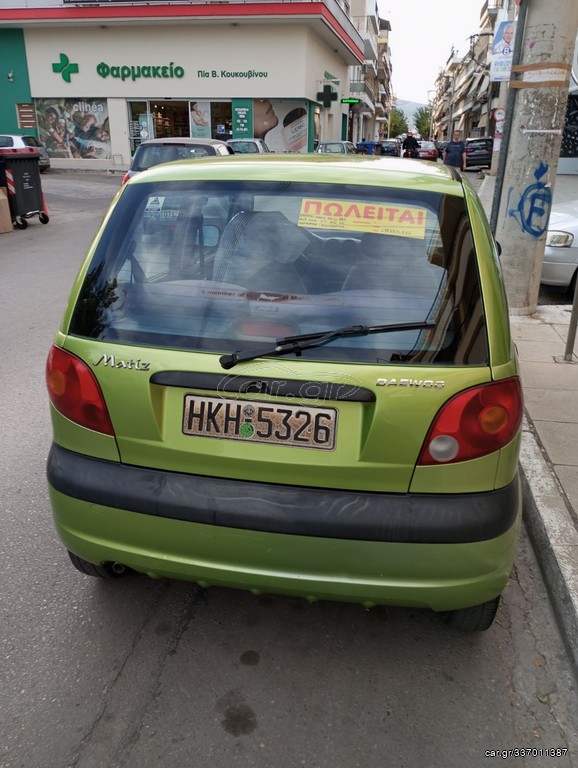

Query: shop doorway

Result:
[127,100,189,155]
[208,101,233,141]
[151,101,189,138]
[127,100,233,156]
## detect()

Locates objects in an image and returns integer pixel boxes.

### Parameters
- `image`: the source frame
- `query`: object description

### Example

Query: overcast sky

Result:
[379,0,485,104]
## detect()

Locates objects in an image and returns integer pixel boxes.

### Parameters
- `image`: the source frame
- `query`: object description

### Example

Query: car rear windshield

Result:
[69,180,488,366]
[131,143,215,171]
[229,141,260,153]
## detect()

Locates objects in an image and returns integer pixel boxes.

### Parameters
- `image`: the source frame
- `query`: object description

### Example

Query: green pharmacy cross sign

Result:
[317,84,338,109]
[52,53,79,83]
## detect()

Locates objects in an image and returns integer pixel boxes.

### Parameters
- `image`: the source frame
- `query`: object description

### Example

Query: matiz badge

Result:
[93,354,150,371]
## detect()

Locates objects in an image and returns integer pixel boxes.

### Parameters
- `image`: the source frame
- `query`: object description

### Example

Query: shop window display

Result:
[35,98,111,159]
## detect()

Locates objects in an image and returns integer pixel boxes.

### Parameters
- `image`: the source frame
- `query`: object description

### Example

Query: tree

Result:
[414,106,432,139]
[389,107,408,138]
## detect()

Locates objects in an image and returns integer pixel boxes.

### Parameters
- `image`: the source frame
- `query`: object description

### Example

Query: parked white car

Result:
[0,134,51,173]
[542,200,578,294]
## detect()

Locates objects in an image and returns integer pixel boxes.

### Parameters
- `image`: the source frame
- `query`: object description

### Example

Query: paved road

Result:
[1,171,578,768]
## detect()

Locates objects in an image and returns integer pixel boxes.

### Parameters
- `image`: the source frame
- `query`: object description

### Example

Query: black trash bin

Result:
[0,147,49,230]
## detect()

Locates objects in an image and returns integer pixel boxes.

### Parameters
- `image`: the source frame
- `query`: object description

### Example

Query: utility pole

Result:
[492,0,578,314]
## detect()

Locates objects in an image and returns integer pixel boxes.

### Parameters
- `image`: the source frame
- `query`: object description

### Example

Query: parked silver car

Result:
[0,134,51,173]
[315,141,357,154]
[122,137,234,185]
[226,138,271,154]
[542,200,578,294]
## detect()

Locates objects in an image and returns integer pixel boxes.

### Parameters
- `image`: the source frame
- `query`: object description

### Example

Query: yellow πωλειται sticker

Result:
[298,198,427,239]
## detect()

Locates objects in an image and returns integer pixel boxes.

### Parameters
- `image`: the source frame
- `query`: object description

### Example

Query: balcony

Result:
[351,15,379,60]
[481,0,501,16]
[349,80,376,102]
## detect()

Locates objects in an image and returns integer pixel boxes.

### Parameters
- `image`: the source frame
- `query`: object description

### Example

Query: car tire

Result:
[67,550,128,578]
[441,595,501,632]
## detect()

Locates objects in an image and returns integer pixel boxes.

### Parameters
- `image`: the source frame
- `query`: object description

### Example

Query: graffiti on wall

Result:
[507,161,552,238]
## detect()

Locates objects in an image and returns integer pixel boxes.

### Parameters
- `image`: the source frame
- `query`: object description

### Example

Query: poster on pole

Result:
[490,20,516,82]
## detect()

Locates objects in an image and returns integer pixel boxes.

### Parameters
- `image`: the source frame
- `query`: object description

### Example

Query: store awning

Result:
[476,75,490,100]
[468,72,482,97]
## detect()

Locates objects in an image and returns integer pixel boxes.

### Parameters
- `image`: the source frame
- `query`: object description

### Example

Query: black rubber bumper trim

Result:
[150,371,375,402]
[47,444,519,544]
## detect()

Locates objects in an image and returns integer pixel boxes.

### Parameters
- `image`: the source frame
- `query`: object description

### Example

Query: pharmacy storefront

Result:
[22,23,350,169]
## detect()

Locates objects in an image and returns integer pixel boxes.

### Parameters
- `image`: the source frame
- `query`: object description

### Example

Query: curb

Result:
[519,417,578,679]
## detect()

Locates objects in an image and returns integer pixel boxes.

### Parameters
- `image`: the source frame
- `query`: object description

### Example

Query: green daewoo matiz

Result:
[46,155,523,632]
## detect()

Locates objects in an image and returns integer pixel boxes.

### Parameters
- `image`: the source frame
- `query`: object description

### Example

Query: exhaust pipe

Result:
[111,562,126,575]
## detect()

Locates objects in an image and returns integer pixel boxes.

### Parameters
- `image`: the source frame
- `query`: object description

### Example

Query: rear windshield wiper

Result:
[219,322,435,369]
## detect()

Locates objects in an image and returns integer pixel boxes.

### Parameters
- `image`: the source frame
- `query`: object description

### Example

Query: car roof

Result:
[129,154,464,194]
[137,137,230,146]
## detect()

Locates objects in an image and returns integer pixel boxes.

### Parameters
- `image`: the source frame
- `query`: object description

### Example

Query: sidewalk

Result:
[478,173,578,675]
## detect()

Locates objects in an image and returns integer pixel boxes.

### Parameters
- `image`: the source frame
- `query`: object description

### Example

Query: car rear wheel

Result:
[67,551,128,578]
[441,595,501,632]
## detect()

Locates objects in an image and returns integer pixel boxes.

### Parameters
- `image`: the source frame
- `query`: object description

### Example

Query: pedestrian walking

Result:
[443,130,466,171]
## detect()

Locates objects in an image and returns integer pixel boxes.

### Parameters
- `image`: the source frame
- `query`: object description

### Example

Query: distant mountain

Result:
[396,100,426,130]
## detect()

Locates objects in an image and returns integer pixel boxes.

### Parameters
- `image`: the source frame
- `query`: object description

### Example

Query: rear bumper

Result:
[465,157,491,168]
[47,444,521,609]
[47,444,519,545]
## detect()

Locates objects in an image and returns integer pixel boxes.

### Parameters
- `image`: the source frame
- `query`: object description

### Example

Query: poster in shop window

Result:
[190,101,211,139]
[34,98,111,159]
[250,100,308,153]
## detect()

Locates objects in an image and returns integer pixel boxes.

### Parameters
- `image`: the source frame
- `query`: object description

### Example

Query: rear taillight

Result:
[418,378,523,465]
[46,346,115,435]
[120,172,130,186]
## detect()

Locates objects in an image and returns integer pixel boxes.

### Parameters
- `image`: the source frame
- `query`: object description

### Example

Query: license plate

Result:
[182,395,337,450]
